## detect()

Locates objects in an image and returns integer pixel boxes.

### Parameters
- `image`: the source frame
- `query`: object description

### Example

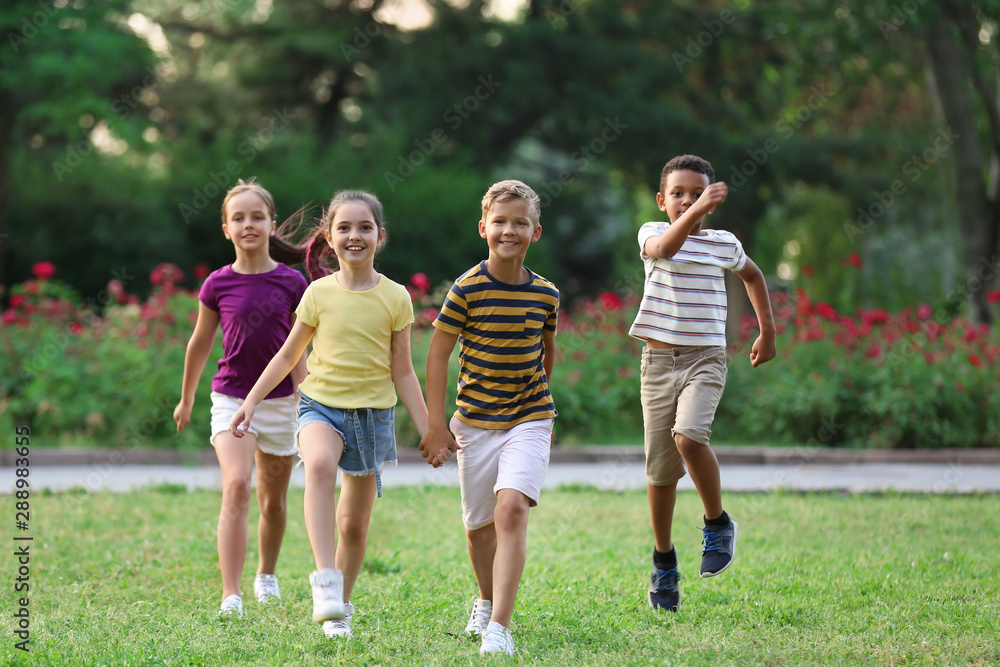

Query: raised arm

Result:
[390,324,429,439]
[173,302,220,432]
[644,182,728,259]
[418,328,460,467]
[229,318,316,435]
[736,256,776,367]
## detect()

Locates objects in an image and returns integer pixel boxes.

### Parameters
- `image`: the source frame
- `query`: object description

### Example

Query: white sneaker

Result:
[479,621,514,656]
[309,569,345,622]
[253,574,281,604]
[322,601,355,638]
[218,594,243,619]
[464,598,492,637]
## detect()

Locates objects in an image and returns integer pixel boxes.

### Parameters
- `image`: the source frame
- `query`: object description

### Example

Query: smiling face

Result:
[223,190,275,252]
[325,201,384,268]
[657,168,711,231]
[479,197,541,261]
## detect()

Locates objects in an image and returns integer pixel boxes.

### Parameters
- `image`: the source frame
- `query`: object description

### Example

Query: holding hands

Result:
[418,426,460,468]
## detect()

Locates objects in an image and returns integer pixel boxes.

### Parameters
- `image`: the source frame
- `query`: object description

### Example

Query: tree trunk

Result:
[925,25,998,324]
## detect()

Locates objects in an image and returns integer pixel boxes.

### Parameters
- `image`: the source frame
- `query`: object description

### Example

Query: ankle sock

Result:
[705,510,730,527]
[653,547,677,569]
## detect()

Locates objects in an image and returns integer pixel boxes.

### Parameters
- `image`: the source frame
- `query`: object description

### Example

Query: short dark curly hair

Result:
[659,154,715,192]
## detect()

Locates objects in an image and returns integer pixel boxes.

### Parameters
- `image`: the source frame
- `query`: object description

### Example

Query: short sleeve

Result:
[393,283,415,332]
[295,283,319,327]
[432,283,468,334]
[726,233,748,272]
[637,222,666,261]
[198,272,218,311]
[290,270,308,305]
[544,292,559,337]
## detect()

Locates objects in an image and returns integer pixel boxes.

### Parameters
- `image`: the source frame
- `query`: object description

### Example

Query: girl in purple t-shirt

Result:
[173,178,308,620]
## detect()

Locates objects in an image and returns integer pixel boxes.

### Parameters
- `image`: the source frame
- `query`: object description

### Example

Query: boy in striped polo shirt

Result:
[630,155,775,612]
[420,179,559,657]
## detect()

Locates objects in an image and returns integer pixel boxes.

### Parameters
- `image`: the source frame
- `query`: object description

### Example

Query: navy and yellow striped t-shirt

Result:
[433,261,559,429]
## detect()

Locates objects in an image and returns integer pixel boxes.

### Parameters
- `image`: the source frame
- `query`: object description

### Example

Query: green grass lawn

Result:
[4,486,998,665]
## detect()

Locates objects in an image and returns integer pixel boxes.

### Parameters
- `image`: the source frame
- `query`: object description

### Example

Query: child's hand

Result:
[749,334,776,367]
[228,403,255,437]
[419,427,460,468]
[173,400,193,433]
[698,181,728,215]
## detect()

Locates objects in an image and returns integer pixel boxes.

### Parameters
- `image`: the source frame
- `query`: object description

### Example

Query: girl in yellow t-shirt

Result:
[229,190,428,639]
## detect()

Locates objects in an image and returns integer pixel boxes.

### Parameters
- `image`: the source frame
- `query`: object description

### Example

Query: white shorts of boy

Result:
[452,415,554,531]
[209,391,298,457]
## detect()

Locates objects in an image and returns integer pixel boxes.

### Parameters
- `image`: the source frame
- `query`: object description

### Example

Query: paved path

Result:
[8,460,999,494]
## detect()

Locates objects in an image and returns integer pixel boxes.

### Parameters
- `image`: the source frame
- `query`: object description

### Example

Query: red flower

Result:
[409,272,431,294]
[987,290,1000,304]
[108,279,126,302]
[599,291,623,311]
[968,353,982,368]
[916,303,932,320]
[10,294,24,309]
[68,322,84,336]
[32,261,56,281]
[801,265,814,278]
[963,327,977,343]
[865,342,882,358]
[150,263,184,286]
[847,252,861,269]
[194,263,210,281]
[2,309,16,325]
[815,302,837,320]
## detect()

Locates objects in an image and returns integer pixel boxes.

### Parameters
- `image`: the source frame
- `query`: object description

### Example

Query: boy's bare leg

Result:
[676,434,723,520]
[254,449,295,575]
[336,472,378,601]
[215,433,257,601]
[467,522,497,601]
[299,423,346,569]
[647,481,678,554]
[488,489,530,628]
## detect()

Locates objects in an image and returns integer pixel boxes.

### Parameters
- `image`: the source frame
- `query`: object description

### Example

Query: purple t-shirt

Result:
[199,263,308,400]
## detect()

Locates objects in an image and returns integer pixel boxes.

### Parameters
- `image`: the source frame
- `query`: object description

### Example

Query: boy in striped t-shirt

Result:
[629,155,776,612]
[420,180,558,657]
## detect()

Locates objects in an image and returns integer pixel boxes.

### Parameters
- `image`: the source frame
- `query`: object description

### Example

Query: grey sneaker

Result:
[253,573,281,604]
[323,601,355,638]
[479,621,514,656]
[700,518,738,577]
[218,594,243,620]
[464,598,492,637]
[309,569,346,622]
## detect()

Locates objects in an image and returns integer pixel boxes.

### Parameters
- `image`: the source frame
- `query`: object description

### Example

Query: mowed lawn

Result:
[3,484,999,665]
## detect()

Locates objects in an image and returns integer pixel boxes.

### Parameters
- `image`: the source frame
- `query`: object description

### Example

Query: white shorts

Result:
[453,416,553,531]
[210,392,298,457]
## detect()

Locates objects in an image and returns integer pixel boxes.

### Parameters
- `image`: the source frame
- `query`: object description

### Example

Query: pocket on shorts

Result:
[374,407,395,425]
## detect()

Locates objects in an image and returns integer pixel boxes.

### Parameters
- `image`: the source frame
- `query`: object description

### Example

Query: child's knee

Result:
[675,432,707,456]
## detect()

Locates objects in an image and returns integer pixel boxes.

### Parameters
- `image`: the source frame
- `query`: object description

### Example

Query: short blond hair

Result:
[480,179,541,226]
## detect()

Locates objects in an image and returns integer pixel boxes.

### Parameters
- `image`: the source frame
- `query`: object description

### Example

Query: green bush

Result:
[3,268,999,449]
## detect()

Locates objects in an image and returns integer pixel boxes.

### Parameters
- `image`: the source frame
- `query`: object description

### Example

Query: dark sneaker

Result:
[700,519,738,577]
[648,565,681,611]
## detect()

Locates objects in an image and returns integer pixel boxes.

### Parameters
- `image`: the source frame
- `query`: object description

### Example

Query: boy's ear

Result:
[655,192,667,211]
[531,222,542,242]
[478,219,487,239]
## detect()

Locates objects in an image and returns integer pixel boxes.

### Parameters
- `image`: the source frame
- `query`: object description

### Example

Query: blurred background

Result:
[2,0,999,450]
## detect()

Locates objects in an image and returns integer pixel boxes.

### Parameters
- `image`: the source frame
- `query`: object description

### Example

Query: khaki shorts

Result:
[640,345,727,486]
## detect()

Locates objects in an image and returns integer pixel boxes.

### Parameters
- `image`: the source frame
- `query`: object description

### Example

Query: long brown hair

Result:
[275,190,386,281]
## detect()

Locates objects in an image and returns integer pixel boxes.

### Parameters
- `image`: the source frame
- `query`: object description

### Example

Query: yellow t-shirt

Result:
[295,273,414,409]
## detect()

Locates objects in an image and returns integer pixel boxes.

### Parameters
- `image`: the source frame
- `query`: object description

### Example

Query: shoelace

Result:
[258,582,279,599]
[702,528,726,553]
[220,597,242,613]
[652,567,679,590]
[470,603,491,630]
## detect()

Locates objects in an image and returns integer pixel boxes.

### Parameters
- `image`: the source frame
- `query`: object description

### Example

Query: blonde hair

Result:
[221,177,277,225]
[480,179,541,226]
